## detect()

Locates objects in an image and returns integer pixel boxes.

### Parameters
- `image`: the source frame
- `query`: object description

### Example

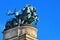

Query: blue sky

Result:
[0,0,60,40]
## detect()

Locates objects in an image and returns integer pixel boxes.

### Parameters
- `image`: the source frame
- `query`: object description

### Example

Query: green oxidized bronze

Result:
[5,5,39,30]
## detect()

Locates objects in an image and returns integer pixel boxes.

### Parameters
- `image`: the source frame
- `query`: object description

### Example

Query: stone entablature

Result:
[3,24,38,40]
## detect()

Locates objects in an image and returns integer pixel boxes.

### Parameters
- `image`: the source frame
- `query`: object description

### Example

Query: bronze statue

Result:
[5,5,39,30]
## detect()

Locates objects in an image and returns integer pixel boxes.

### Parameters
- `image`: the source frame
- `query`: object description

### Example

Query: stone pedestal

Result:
[3,24,38,40]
